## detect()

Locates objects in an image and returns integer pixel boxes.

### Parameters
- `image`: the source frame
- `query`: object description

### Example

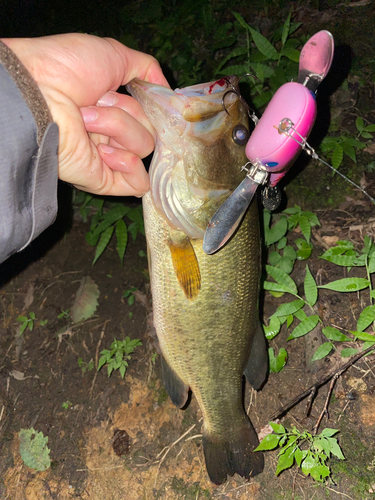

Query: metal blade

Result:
[203,176,259,255]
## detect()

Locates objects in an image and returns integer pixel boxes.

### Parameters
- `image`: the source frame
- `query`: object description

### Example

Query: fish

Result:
[126,76,268,485]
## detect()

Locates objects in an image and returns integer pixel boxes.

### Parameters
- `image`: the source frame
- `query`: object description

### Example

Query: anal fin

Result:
[244,319,268,390]
[168,235,201,300]
[161,355,189,408]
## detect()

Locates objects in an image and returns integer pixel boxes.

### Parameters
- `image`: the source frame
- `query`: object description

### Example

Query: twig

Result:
[76,465,124,472]
[90,321,109,397]
[270,346,375,421]
[154,423,196,487]
[312,373,339,434]
[325,486,355,499]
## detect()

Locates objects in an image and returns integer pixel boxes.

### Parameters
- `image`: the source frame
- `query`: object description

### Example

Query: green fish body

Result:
[127,77,268,485]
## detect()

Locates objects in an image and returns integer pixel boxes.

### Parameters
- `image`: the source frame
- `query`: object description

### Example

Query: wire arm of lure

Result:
[278,117,375,205]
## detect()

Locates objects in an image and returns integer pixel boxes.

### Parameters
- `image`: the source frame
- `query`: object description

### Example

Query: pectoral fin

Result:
[161,355,189,408]
[168,236,201,300]
[244,319,268,390]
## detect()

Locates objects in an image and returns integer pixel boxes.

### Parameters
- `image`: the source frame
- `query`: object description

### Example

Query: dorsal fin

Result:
[168,236,201,300]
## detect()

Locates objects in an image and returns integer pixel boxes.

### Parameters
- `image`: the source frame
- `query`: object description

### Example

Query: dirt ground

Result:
[2,194,375,500]
[1,2,375,499]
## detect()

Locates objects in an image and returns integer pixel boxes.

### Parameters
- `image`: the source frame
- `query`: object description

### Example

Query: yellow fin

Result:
[168,236,201,300]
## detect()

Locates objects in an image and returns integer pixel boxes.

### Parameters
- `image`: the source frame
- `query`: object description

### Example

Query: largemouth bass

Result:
[126,77,268,485]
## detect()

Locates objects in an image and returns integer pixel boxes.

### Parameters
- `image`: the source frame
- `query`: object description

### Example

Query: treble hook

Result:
[221,74,260,124]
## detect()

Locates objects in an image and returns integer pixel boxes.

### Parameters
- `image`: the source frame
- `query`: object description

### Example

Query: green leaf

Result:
[295,239,312,260]
[304,265,318,307]
[294,309,307,322]
[350,330,375,342]
[93,225,115,265]
[248,27,279,60]
[266,265,298,295]
[254,433,281,451]
[295,446,303,467]
[19,428,51,471]
[332,144,344,171]
[356,304,375,332]
[288,315,319,340]
[115,219,128,265]
[276,446,295,475]
[71,276,100,324]
[264,216,288,246]
[263,316,281,340]
[232,11,249,30]
[274,300,305,318]
[320,253,357,267]
[322,326,351,342]
[326,438,345,460]
[119,364,126,379]
[298,215,311,243]
[356,116,364,132]
[97,355,107,371]
[91,205,127,239]
[320,428,339,438]
[364,124,375,132]
[319,277,370,292]
[340,348,358,358]
[312,342,333,361]
[269,347,288,373]
[341,142,356,163]
[270,422,286,434]
[301,452,318,476]
[281,10,291,46]
[19,321,28,334]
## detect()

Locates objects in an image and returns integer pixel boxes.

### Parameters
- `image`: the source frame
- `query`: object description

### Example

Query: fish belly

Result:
[143,191,264,484]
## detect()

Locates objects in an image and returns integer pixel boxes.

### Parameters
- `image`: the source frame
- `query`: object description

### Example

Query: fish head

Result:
[127,77,250,238]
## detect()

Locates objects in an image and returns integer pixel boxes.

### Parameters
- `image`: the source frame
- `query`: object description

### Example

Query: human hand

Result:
[1,33,169,197]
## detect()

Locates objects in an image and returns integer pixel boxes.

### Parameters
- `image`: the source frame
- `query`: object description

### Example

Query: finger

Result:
[97,91,156,138]
[81,105,155,158]
[98,144,150,196]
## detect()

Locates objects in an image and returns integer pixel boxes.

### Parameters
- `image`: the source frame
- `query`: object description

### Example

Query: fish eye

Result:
[232,124,249,146]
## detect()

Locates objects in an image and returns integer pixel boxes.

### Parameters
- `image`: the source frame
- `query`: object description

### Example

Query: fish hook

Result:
[222,75,259,124]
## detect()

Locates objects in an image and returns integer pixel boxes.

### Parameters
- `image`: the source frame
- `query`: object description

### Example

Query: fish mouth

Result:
[126,77,240,129]
[126,77,247,238]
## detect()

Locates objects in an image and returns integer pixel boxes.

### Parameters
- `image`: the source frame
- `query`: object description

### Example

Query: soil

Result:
[1,2,375,499]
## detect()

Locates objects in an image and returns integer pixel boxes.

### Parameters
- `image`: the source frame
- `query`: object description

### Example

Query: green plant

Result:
[255,422,344,482]
[216,11,302,109]
[78,358,94,373]
[62,400,72,410]
[268,347,288,373]
[19,428,51,471]
[73,192,145,265]
[320,117,375,172]
[264,205,319,275]
[98,337,142,378]
[263,231,375,362]
[58,308,70,319]
[17,312,36,334]
[123,287,138,306]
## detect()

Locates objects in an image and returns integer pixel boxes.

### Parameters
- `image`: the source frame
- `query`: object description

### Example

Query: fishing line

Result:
[278,118,375,205]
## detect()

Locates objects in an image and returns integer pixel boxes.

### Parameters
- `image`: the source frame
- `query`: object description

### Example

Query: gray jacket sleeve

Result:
[0,41,59,264]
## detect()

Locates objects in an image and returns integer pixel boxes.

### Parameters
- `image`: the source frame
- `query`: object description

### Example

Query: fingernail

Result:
[99,144,115,154]
[81,107,98,123]
[97,91,118,107]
